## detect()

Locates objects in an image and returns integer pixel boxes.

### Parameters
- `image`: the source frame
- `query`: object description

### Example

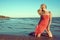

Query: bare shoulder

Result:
[49,11,52,15]
[49,11,52,18]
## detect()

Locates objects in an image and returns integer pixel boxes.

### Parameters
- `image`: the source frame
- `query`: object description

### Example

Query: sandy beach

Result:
[0,33,60,40]
[0,34,53,40]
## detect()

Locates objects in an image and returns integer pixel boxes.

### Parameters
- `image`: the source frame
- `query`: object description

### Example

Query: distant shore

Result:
[0,15,60,19]
[0,15,10,18]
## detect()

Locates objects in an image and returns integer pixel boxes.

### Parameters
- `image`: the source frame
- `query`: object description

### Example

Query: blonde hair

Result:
[41,4,47,9]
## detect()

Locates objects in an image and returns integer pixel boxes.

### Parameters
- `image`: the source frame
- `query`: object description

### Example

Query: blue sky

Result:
[0,0,60,18]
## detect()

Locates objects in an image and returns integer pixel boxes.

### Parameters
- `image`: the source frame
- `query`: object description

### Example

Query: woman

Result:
[35,4,53,38]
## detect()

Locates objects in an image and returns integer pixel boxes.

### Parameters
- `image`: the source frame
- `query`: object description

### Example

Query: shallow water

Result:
[0,17,60,36]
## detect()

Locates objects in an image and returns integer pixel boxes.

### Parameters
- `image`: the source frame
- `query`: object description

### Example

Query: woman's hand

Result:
[37,9,42,15]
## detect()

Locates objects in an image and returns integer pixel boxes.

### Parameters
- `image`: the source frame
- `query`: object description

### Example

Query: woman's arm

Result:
[48,12,52,30]
[49,12,52,25]
[47,12,52,30]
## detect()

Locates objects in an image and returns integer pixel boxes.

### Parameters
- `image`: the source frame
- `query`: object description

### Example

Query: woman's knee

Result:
[46,29,50,32]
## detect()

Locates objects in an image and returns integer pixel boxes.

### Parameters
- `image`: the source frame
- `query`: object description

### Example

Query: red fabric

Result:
[35,15,50,35]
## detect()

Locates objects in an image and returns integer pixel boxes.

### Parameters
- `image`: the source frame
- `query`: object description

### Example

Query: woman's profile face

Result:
[41,4,47,9]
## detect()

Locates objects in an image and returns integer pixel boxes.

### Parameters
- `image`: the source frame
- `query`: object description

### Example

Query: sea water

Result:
[0,17,60,36]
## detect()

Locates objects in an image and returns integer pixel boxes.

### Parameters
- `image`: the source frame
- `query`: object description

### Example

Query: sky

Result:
[0,0,60,18]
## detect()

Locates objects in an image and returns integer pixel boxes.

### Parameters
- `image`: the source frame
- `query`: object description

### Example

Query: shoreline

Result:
[0,33,60,40]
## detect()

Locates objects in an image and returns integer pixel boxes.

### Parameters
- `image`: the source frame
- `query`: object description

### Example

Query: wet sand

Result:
[0,33,60,40]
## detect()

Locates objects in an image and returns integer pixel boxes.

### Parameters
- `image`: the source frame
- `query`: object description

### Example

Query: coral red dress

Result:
[35,15,50,35]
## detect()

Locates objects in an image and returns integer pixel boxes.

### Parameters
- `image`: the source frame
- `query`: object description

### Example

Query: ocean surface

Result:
[0,17,60,36]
